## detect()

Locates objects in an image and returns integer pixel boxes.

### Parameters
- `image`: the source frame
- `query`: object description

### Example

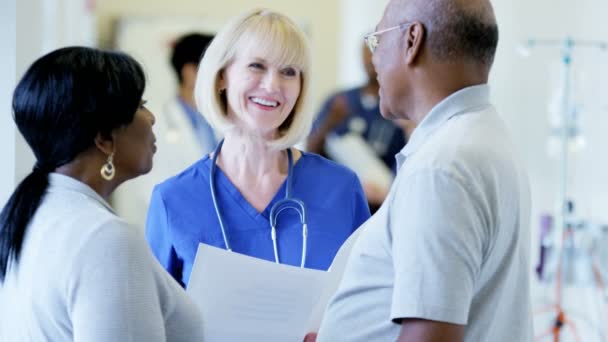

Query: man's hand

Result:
[303,332,318,342]
[397,319,464,342]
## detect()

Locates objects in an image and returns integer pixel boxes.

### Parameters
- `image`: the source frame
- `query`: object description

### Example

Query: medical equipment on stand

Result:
[210,139,309,267]
[521,37,608,342]
[534,209,608,342]
[537,202,598,286]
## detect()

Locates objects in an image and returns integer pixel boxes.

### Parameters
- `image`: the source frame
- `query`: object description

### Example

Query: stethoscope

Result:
[210,139,309,267]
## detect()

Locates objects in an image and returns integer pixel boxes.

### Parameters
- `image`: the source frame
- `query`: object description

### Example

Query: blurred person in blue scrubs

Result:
[145,9,371,288]
[164,32,217,154]
[307,42,407,172]
[113,33,216,229]
[307,43,413,210]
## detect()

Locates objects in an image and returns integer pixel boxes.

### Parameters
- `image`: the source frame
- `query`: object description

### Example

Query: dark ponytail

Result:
[0,47,145,282]
[0,170,50,281]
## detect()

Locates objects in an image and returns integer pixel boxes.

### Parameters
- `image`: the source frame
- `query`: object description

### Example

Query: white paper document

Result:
[186,228,362,342]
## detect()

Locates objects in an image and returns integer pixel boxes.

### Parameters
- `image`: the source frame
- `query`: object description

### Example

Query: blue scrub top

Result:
[146,152,371,287]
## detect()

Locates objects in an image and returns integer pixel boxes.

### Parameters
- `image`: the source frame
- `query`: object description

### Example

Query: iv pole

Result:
[523,37,608,342]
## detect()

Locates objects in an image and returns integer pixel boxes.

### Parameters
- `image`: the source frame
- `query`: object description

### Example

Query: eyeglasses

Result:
[364,22,413,54]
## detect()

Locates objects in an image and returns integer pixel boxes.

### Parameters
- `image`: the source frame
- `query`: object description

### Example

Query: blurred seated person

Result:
[363,118,415,206]
[307,43,413,210]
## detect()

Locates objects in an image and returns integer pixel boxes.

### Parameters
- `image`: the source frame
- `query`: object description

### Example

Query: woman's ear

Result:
[94,132,114,157]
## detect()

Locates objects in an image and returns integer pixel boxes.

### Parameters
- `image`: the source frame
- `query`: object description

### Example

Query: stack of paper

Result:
[186,228,363,341]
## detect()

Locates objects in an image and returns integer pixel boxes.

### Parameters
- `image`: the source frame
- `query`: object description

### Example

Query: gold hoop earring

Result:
[100,153,115,181]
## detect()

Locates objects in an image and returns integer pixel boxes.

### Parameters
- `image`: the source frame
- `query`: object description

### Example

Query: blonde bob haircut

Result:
[195,8,313,150]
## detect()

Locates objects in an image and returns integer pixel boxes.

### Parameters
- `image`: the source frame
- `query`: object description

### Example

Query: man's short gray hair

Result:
[422,0,498,66]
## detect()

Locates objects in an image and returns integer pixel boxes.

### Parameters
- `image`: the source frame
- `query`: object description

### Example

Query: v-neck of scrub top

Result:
[203,154,302,229]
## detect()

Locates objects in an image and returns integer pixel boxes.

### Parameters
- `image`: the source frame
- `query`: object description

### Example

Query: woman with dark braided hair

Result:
[0,47,204,341]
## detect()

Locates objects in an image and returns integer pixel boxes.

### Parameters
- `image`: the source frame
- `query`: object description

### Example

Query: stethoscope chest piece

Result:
[210,139,308,267]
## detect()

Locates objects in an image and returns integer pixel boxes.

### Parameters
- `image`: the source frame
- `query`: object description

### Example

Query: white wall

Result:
[492,3,608,339]
[337,0,388,88]
[11,0,98,185]
[96,0,340,117]
[492,0,608,227]
[0,0,17,207]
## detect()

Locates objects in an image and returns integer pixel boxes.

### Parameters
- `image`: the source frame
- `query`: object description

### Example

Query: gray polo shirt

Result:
[317,85,533,341]
[0,174,204,341]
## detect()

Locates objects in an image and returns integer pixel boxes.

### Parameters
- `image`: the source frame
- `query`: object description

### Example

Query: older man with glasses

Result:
[308,0,534,341]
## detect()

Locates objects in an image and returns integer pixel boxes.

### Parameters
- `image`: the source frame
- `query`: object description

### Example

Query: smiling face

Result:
[195,9,313,149]
[220,46,302,138]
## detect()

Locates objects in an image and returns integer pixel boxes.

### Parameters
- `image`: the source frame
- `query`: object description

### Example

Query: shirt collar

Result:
[48,173,116,214]
[396,84,492,169]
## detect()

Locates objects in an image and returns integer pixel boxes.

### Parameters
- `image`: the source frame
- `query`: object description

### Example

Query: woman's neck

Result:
[54,153,118,200]
[218,130,288,180]
[178,86,195,108]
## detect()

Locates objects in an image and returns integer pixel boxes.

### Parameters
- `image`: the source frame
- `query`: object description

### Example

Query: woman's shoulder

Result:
[41,189,122,231]
[155,155,211,193]
[72,215,151,270]
[298,151,359,184]
[65,201,136,243]
[89,216,139,244]
[43,199,141,264]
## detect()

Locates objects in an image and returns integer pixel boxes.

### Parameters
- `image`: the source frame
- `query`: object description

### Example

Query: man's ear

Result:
[404,22,425,65]
[94,132,114,157]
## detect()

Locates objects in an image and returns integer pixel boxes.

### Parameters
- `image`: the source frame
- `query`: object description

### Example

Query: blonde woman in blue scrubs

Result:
[146,8,371,287]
